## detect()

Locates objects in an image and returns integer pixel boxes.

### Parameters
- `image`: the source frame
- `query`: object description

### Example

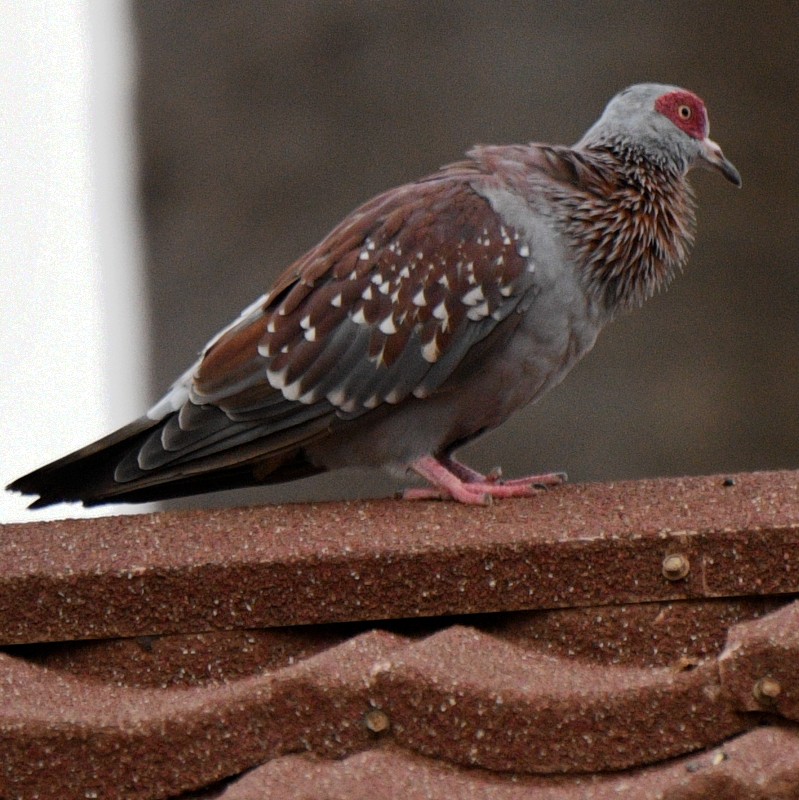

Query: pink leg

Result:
[439,456,495,483]
[403,455,566,505]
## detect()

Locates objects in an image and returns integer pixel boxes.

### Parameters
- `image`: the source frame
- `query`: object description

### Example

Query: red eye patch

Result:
[654,90,708,140]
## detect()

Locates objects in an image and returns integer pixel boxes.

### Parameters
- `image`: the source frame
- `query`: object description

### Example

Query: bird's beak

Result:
[697,137,742,187]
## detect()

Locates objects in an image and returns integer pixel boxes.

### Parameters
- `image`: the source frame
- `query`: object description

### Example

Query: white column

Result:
[0,1,147,522]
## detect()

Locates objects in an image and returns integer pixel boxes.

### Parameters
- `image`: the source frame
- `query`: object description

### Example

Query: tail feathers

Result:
[6,415,325,508]
[8,417,159,508]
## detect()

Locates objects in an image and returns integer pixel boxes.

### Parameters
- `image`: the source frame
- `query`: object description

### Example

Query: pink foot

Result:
[403,455,566,505]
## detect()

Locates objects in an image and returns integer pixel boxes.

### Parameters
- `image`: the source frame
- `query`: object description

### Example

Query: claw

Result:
[485,466,503,483]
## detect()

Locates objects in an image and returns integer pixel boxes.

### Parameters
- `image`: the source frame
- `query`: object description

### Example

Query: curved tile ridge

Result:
[368,625,748,773]
[483,597,788,668]
[214,727,799,800]
[0,630,407,800]
[3,598,797,798]
[719,598,799,721]
[8,626,356,687]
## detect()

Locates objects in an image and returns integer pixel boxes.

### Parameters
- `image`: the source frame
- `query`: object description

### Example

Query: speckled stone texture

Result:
[2,471,799,644]
[205,728,799,800]
[2,470,799,799]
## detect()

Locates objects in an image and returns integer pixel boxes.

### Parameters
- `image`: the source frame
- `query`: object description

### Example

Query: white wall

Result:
[0,1,147,522]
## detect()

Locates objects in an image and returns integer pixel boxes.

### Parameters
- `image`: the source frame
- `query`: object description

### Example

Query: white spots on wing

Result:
[299,313,317,340]
[328,386,364,413]
[282,378,303,401]
[467,301,490,321]
[495,255,504,266]
[266,365,288,391]
[432,301,451,331]
[331,292,343,307]
[371,343,386,368]
[501,227,512,246]
[371,274,383,285]
[365,238,376,251]
[358,250,370,261]
[437,273,450,289]
[351,307,368,325]
[299,388,319,404]
[385,388,402,404]
[416,251,424,260]
[377,279,391,296]
[378,315,397,335]
[518,243,530,258]
[327,387,347,407]
[361,286,374,301]
[257,342,271,358]
[266,319,277,334]
[399,265,411,279]
[461,285,484,306]
[363,394,380,409]
[527,260,536,273]
[499,284,514,297]
[422,338,440,363]
[412,288,427,307]
[390,288,401,303]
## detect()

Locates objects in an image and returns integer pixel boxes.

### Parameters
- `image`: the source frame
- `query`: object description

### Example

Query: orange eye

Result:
[678,105,692,120]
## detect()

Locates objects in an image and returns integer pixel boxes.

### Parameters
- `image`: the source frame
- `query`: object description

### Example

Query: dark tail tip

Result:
[5,417,160,510]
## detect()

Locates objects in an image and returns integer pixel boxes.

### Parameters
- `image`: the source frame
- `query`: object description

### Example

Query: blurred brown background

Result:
[132,1,799,508]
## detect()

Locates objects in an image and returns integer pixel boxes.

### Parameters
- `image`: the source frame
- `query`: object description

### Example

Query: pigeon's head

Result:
[579,83,741,187]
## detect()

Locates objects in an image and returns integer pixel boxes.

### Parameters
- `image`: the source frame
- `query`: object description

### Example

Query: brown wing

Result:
[196,175,535,411]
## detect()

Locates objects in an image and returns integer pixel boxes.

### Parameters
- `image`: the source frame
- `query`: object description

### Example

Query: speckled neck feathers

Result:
[464,140,697,312]
[557,143,697,312]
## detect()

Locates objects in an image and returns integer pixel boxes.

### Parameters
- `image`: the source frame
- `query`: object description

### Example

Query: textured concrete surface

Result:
[208,728,799,800]
[2,470,799,798]
[2,470,798,644]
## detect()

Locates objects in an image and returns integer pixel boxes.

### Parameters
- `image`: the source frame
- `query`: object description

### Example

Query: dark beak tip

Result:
[726,163,743,188]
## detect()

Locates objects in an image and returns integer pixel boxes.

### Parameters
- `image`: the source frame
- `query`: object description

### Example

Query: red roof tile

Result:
[211,728,799,800]
[2,470,799,798]
[2,470,798,645]
[719,599,799,720]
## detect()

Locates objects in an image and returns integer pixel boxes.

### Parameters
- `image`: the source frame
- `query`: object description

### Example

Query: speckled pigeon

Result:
[9,83,740,507]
